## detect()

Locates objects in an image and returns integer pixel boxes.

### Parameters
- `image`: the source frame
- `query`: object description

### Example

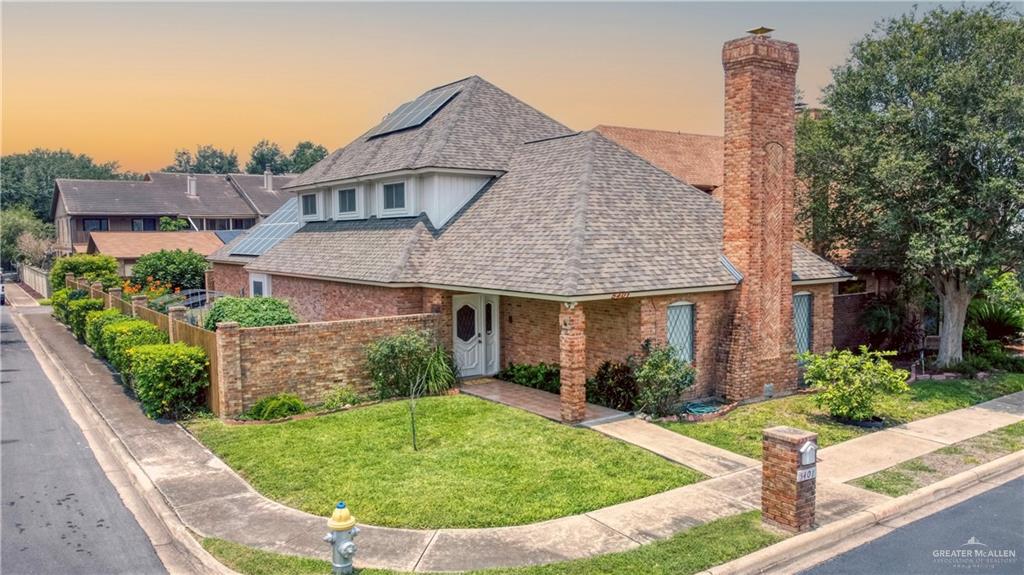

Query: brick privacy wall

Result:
[210,263,248,297]
[269,275,423,323]
[720,35,801,402]
[762,427,817,532]
[223,313,440,414]
[804,284,835,354]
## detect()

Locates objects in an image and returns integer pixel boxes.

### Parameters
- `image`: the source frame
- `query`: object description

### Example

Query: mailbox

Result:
[799,440,818,466]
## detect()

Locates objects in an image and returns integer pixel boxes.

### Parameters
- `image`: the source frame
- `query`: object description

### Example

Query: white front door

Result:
[452,294,499,378]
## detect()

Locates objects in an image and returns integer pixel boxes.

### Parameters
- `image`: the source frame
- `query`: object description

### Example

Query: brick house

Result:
[209,33,851,422]
[51,171,294,255]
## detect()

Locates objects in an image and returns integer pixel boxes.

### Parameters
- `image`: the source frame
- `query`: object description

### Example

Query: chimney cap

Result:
[747,26,774,36]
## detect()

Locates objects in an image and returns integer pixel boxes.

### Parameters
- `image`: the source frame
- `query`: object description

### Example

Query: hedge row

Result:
[52,305,211,420]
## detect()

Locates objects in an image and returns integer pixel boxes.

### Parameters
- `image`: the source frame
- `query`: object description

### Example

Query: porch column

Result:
[559,302,587,423]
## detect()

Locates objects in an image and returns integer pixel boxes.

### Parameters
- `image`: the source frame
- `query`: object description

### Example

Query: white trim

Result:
[299,191,323,221]
[792,277,852,286]
[332,185,364,220]
[248,273,270,297]
[285,167,504,193]
[378,180,411,217]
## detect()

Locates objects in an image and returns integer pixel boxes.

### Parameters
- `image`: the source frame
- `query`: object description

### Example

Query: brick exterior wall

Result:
[219,313,439,414]
[720,35,801,402]
[268,275,423,323]
[210,263,248,297]
[501,296,561,368]
[803,283,835,354]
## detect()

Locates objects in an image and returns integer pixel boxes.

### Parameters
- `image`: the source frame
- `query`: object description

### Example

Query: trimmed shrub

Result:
[319,386,366,411]
[85,309,131,358]
[496,362,561,394]
[799,346,910,422]
[633,342,696,417]
[49,254,118,293]
[130,249,209,291]
[102,319,168,377]
[244,393,306,421]
[365,330,456,399]
[203,296,297,330]
[130,343,209,418]
[587,361,638,411]
[67,298,105,340]
[51,288,87,324]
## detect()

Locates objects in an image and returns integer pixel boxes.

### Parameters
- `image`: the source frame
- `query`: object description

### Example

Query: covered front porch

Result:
[460,378,627,426]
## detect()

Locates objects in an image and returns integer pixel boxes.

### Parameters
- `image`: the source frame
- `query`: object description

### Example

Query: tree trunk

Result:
[933,276,974,368]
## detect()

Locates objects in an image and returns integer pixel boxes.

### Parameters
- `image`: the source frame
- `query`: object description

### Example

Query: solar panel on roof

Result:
[229,197,300,257]
[366,85,461,139]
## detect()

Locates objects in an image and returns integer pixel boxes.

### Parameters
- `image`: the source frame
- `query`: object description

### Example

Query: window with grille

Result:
[793,293,813,354]
[383,182,406,211]
[667,302,695,363]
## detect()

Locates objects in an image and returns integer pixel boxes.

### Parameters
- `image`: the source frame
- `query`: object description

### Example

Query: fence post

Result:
[108,287,122,310]
[131,295,148,318]
[215,322,243,417]
[204,269,215,292]
[90,282,104,300]
[65,273,75,290]
[167,306,186,343]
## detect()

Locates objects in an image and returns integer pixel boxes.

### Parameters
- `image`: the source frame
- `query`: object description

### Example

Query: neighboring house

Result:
[52,171,294,255]
[86,231,226,276]
[210,33,852,422]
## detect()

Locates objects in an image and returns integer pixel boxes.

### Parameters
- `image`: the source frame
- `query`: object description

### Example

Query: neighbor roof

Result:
[86,231,225,260]
[53,172,293,220]
[792,244,854,282]
[289,76,574,189]
[594,126,724,191]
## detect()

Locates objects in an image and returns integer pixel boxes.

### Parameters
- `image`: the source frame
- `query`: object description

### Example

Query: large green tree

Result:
[289,141,328,173]
[245,139,291,174]
[163,145,239,174]
[0,149,132,221]
[797,4,1023,366]
[0,207,54,270]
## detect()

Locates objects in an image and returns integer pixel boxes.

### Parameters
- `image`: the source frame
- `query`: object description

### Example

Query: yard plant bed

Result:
[852,421,1024,497]
[659,375,1024,459]
[202,510,783,575]
[186,395,703,529]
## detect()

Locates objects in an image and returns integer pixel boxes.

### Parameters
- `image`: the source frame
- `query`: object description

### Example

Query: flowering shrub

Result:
[130,343,208,418]
[130,249,209,291]
[67,298,105,340]
[101,319,168,377]
[122,277,172,300]
[799,346,910,422]
[632,342,696,417]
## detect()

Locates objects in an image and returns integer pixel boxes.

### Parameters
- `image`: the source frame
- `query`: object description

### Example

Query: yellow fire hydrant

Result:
[323,501,359,575]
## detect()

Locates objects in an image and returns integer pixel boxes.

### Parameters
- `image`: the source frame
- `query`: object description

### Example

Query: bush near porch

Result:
[185,395,703,529]
[660,374,1024,459]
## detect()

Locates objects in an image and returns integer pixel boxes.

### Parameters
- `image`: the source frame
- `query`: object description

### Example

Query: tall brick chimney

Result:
[720,32,800,401]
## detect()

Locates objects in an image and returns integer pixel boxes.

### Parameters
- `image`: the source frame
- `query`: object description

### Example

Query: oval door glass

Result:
[457,305,476,342]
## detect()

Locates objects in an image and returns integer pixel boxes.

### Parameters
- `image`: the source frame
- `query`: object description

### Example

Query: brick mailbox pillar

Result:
[131,295,148,317]
[762,426,818,532]
[167,306,187,342]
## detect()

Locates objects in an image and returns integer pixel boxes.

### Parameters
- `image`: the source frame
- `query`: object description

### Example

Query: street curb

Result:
[700,449,1024,575]
[10,310,239,575]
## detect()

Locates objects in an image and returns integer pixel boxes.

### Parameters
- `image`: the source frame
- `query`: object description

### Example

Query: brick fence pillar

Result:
[90,282,104,300]
[167,306,187,342]
[559,303,587,424]
[204,269,215,293]
[762,426,818,532]
[107,287,122,310]
[65,273,76,290]
[216,322,243,417]
[131,295,148,317]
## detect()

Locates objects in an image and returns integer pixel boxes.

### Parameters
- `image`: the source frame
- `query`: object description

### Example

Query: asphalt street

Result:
[802,476,1024,575]
[1,307,166,575]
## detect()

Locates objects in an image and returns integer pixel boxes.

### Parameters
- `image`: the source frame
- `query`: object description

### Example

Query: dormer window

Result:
[383,182,406,211]
[300,192,322,221]
[334,187,362,220]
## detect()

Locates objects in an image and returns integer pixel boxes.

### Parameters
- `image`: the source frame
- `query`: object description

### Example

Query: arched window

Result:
[667,301,695,363]
[793,292,813,355]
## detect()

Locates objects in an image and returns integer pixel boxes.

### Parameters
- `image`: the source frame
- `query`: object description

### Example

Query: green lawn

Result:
[660,375,1024,459]
[854,421,1024,497]
[202,511,784,575]
[186,395,702,529]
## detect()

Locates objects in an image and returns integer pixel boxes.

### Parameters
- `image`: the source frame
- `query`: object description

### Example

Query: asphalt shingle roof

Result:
[86,231,225,259]
[594,126,724,190]
[289,76,574,188]
[792,244,853,282]
[227,174,297,215]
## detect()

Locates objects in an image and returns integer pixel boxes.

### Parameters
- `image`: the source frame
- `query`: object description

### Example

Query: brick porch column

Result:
[762,426,818,532]
[559,303,586,423]
[216,321,243,417]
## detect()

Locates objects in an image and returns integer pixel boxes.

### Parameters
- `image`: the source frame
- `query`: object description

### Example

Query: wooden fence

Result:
[66,275,222,415]
[18,263,51,298]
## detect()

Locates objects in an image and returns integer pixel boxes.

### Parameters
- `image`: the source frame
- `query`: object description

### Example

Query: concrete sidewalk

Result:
[4,282,39,307]
[17,307,1023,572]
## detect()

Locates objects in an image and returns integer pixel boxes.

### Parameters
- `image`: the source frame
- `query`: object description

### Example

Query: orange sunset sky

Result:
[3,2,938,173]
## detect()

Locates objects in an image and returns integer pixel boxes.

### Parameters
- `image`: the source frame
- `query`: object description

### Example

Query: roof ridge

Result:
[562,132,595,295]
[391,217,434,282]
[225,174,264,217]
[411,76,479,167]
